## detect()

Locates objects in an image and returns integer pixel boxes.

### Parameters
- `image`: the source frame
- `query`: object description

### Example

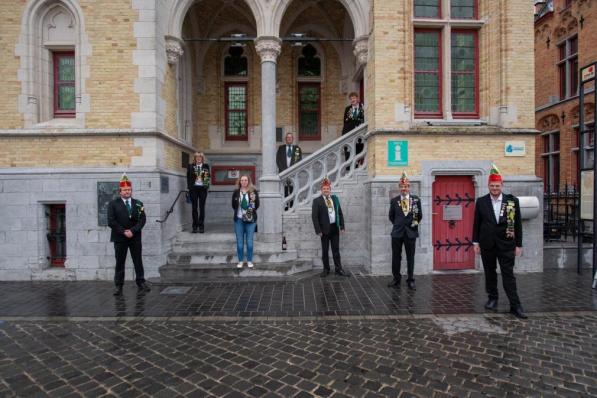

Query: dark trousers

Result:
[391,236,416,282]
[321,224,342,271]
[283,180,294,209]
[190,186,208,229]
[114,240,145,287]
[481,247,521,307]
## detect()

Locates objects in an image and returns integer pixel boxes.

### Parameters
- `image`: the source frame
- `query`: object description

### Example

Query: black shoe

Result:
[387,279,400,287]
[320,270,330,278]
[199,226,205,233]
[192,228,198,233]
[510,306,528,319]
[407,280,416,290]
[113,286,123,296]
[484,299,498,311]
[335,269,350,277]
[137,282,151,292]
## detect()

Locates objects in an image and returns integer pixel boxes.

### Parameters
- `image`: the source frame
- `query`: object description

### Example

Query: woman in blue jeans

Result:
[231,175,260,268]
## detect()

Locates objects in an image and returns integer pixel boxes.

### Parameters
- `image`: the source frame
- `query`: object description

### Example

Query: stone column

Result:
[255,36,282,242]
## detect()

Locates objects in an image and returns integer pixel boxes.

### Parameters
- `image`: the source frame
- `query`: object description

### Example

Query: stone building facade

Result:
[0,0,541,281]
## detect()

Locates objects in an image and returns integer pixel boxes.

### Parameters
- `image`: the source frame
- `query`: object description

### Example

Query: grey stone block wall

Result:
[0,169,187,281]
[282,171,369,269]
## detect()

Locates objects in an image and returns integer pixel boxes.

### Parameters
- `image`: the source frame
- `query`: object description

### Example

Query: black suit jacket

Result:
[472,193,523,251]
[276,145,303,172]
[107,198,146,243]
[231,189,260,222]
[342,104,365,134]
[312,195,345,235]
[389,195,422,239]
[186,163,210,190]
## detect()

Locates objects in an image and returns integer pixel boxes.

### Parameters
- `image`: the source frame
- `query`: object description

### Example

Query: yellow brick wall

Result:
[0,1,25,129]
[82,0,138,128]
[193,42,346,150]
[162,65,178,138]
[164,141,187,173]
[0,136,141,167]
[370,134,536,177]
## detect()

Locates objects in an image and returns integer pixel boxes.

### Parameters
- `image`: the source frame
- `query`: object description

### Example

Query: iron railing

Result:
[544,183,581,242]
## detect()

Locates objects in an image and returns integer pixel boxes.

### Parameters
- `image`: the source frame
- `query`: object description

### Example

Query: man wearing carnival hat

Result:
[388,171,422,290]
[107,174,150,296]
[472,164,527,319]
[311,177,349,277]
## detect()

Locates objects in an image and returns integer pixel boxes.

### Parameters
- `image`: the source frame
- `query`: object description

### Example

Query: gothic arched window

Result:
[224,46,248,77]
[298,44,321,77]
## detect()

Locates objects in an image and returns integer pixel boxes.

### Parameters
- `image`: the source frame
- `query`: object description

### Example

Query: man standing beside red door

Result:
[472,164,527,319]
[388,171,422,290]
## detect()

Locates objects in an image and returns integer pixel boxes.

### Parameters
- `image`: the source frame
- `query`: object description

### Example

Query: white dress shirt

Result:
[325,196,336,224]
[491,194,502,223]
[286,145,292,168]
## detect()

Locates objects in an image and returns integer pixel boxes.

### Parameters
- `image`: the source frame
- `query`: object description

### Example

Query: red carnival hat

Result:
[320,176,331,188]
[119,173,132,188]
[488,163,502,183]
[399,170,409,185]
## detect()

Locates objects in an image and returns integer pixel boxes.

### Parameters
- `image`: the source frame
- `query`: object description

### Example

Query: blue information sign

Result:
[387,140,408,167]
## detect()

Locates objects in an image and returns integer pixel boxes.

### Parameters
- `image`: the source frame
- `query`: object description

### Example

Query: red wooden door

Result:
[432,176,475,270]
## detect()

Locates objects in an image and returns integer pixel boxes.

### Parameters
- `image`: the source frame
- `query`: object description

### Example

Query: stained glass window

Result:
[414,31,441,116]
[53,52,75,116]
[225,83,247,139]
[451,31,477,115]
[298,83,320,139]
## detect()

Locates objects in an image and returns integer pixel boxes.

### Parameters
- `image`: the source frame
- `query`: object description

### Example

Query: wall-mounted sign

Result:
[581,170,594,220]
[443,205,463,221]
[581,63,596,83]
[504,141,526,157]
[387,140,408,167]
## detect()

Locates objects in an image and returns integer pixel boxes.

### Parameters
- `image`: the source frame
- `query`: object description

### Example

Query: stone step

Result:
[159,260,314,281]
[168,250,298,265]
[172,240,282,252]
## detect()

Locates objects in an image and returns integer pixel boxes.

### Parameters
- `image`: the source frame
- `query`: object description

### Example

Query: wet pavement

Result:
[1,270,597,397]
[0,270,596,318]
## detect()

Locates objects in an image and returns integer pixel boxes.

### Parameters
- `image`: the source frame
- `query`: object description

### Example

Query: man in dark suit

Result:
[107,174,149,296]
[311,177,349,277]
[388,171,422,290]
[473,164,526,319]
[276,132,303,172]
[342,92,365,165]
[186,152,210,233]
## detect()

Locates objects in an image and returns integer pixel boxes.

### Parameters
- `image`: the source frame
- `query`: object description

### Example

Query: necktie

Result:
[401,198,408,213]
[241,193,248,210]
[325,197,332,209]
[125,200,131,216]
[353,107,358,118]
[287,146,292,157]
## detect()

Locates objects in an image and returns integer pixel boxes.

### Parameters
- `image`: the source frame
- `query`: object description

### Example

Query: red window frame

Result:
[210,165,256,186]
[450,0,478,20]
[451,30,479,119]
[225,82,248,141]
[47,204,66,267]
[414,29,443,119]
[53,51,75,118]
[298,82,322,141]
[413,0,441,19]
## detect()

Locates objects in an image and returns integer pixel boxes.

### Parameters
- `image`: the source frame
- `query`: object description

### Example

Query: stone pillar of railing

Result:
[255,36,283,243]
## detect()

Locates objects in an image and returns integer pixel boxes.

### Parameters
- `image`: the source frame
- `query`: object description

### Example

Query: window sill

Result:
[33,118,83,129]
[413,119,487,127]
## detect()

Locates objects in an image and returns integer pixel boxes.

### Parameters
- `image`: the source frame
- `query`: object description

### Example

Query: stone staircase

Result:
[159,124,368,282]
[159,228,313,281]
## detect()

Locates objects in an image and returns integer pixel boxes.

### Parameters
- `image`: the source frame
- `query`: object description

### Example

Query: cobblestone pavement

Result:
[1,270,597,397]
[0,270,596,318]
[1,314,597,397]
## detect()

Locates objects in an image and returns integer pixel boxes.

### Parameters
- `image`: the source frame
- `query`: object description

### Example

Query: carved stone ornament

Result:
[255,37,281,63]
[352,36,368,66]
[165,36,184,65]
[539,114,560,131]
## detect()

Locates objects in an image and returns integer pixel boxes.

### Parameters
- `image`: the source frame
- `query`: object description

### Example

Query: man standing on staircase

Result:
[277,132,302,209]
[311,177,349,277]
[388,171,422,290]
